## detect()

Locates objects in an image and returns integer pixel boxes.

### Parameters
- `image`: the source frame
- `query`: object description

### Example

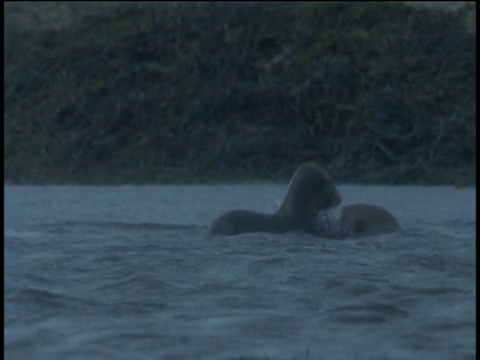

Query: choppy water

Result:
[4,184,476,360]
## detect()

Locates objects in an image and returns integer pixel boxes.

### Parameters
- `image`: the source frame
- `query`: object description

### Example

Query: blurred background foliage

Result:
[4,2,476,184]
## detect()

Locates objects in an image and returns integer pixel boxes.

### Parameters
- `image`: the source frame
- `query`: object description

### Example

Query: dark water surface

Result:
[4,184,476,360]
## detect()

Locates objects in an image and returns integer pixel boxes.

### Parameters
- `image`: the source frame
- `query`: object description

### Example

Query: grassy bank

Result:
[4,2,476,185]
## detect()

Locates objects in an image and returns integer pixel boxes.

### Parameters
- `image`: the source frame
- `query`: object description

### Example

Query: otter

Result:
[340,204,400,236]
[209,162,341,236]
[209,162,401,238]
[317,204,400,238]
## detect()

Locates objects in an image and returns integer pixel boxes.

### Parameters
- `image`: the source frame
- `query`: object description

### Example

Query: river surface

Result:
[4,184,476,360]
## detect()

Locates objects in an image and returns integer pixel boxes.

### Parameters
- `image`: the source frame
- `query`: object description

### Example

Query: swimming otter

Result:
[340,204,400,236]
[317,204,400,238]
[209,162,341,236]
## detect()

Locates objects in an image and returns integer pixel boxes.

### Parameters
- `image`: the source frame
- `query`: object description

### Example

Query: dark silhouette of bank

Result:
[4,3,475,185]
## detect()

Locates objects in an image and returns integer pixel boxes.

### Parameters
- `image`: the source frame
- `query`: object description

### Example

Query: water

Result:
[4,184,476,360]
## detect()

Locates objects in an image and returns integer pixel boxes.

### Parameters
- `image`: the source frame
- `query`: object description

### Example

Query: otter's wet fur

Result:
[209,162,341,236]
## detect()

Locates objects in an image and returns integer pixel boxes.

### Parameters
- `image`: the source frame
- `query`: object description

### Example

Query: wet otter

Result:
[209,162,341,236]
[318,204,400,238]
[340,204,400,236]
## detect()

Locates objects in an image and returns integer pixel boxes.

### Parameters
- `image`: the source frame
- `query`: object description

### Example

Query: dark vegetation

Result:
[4,2,476,185]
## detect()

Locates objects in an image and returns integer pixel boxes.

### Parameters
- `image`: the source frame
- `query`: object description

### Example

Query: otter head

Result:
[275,162,341,232]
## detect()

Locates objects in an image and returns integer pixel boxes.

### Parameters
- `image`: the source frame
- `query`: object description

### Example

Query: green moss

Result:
[4,2,476,184]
